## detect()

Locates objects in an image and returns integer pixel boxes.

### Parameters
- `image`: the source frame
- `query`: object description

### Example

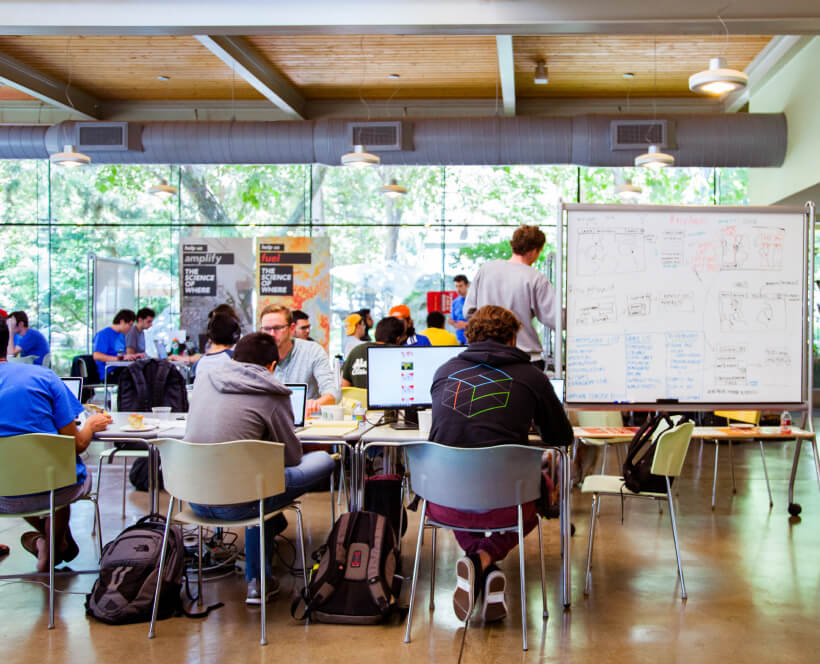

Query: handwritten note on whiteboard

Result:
[565,206,807,406]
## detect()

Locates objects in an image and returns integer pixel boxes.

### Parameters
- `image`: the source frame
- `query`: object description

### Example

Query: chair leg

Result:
[294,505,308,594]
[197,526,204,607]
[148,495,175,638]
[122,460,128,518]
[259,498,267,646]
[600,443,609,474]
[329,465,337,524]
[759,441,773,507]
[584,494,598,596]
[537,517,548,619]
[92,453,105,536]
[92,498,103,559]
[48,490,56,629]
[517,504,528,651]
[712,442,719,510]
[666,477,687,600]
[728,441,737,494]
[403,499,427,644]
[428,526,436,611]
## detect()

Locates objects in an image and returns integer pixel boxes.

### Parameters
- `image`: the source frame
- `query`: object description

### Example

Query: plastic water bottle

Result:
[353,402,366,428]
[780,410,792,433]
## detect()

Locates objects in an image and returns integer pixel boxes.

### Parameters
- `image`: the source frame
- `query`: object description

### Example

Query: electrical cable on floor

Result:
[0,580,88,595]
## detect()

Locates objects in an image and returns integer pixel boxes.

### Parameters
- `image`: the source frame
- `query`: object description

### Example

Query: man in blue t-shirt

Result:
[0,321,111,572]
[9,310,50,365]
[389,304,432,347]
[92,309,137,378]
[448,274,470,345]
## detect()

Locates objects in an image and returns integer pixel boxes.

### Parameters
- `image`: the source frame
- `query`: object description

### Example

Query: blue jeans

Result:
[190,451,335,581]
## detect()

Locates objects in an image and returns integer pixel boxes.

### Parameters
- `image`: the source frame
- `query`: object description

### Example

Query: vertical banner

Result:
[180,238,255,349]
[256,237,331,350]
[427,290,458,315]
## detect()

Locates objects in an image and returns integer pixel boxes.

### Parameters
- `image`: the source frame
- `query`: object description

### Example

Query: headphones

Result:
[207,314,241,344]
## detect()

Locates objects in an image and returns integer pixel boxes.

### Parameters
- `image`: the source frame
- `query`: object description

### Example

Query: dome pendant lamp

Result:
[341,144,380,167]
[689,57,748,96]
[635,144,675,170]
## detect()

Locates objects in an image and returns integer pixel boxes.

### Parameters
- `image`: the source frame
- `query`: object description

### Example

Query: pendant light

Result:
[50,144,91,168]
[614,178,642,200]
[148,179,178,200]
[635,144,674,170]
[379,178,407,199]
[341,144,380,168]
[689,57,748,96]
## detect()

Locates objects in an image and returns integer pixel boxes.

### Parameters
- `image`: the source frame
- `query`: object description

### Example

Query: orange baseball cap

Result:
[389,304,411,319]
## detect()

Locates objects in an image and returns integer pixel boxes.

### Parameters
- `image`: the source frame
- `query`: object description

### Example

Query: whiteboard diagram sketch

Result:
[565,206,807,406]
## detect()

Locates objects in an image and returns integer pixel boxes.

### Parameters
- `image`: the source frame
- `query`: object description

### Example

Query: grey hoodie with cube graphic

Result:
[184,358,302,467]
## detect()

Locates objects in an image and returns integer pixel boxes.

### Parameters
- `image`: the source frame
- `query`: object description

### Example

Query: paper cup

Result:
[152,406,172,421]
[321,405,345,421]
[417,409,433,434]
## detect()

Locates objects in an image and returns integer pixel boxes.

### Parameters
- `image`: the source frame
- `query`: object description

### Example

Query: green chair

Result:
[7,355,36,364]
[0,433,102,629]
[582,420,695,600]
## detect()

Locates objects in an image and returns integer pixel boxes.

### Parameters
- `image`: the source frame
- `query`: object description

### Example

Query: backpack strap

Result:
[366,514,392,616]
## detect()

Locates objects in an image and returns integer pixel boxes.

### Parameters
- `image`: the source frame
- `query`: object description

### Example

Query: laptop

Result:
[549,378,565,404]
[286,383,308,432]
[61,376,83,401]
[154,339,168,359]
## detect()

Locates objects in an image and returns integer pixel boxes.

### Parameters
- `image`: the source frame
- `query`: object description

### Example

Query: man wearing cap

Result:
[342,313,365,359]
[388,304,431,347]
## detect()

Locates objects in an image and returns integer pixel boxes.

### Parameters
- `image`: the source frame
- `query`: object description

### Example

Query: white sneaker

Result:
[481,567,507,622]
[246,576,280,605]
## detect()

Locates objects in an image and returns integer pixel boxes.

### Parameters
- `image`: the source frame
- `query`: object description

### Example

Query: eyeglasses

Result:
[296,324,311,331]
[260,324,289,333]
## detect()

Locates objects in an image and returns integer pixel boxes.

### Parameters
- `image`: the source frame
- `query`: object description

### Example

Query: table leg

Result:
[788,438,802,509]
[556,447,571,608]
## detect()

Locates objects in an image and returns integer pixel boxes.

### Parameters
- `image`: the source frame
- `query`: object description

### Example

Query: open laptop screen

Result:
[549,378,565,403]
[285,383,308,427]
[60,376,83,401]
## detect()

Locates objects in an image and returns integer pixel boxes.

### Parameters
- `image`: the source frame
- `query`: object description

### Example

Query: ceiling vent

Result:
[348,121,412,152]
[610,119,675,151]
[75,122,142,152]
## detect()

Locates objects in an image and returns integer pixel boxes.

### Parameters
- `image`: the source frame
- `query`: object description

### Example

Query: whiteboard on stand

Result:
[564,204,808,408]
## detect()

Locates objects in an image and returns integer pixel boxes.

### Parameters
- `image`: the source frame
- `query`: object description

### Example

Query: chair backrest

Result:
[0,434,77,497]
[650,421,695,478]
[341,386,368,409]
[8,355,36,364]
[576,410,624,427]
[41,352,52,369]
[714,410,760,426]
[153,438,286,505]
[404,441,544,511]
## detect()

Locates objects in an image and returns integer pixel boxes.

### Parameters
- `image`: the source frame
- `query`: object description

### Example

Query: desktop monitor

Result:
[285,383,308,427]
[366,345,464,425]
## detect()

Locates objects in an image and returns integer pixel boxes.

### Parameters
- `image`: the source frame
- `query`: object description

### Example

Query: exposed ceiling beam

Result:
[194,35,305,119]
[496,35,515,117]
[725,35,814,113]
[0,49,100,119]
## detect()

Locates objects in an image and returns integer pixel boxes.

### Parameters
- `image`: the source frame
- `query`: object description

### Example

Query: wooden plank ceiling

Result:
[0,33,771,104]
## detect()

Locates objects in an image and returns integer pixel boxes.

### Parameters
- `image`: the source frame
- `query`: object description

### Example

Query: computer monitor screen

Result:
[60,376,83,401]
[550,378,565,403]
[366,345,464,410]
[285,383,307,427]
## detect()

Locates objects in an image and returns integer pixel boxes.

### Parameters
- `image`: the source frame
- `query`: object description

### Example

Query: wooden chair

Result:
[0,434,102,629]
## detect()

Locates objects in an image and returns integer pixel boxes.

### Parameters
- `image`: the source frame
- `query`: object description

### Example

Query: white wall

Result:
[749,37,820,206]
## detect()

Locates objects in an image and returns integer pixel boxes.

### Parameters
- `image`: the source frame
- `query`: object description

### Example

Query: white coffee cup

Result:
[417,409,433,435]
[321,405,345,421]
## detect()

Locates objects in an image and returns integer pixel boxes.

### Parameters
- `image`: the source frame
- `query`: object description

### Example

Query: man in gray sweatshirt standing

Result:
[185,332,335,605]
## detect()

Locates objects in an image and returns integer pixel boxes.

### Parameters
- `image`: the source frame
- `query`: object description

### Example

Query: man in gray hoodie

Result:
[185,332,335,605]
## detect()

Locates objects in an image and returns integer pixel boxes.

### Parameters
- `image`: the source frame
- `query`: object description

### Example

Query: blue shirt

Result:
[451,295,467,344]
[93,326,126,378]
[14,327,50,365]
[405,333,432,347]
[0,362,86,485]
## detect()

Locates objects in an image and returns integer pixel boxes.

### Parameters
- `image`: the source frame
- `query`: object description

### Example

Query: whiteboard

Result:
[93,256,138,338]
[565,205,809,407]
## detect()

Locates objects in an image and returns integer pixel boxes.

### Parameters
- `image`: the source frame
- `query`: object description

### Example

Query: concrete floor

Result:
[1,435,819,663]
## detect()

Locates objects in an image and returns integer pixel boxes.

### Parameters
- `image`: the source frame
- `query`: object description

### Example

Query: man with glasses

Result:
[258,304,339,417]
[291,310,314,341]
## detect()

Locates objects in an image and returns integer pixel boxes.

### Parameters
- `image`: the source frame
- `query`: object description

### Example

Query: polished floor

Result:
[1,434,819,664]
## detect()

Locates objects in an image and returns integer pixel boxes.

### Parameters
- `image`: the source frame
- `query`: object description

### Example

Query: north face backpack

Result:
[117,358,189,413]
[86,515,190,624]
[291,511,402,624]
[622,413,690,493]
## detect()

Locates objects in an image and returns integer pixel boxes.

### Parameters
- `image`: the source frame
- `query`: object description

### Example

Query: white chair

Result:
[41,352,53,369]
[575,410,632,475]
[91,440,151,536]
[402,441,548,651]
[0,433,102,629]
[147,438,308,646]
[7,355,36,364]
[582,420,695,600]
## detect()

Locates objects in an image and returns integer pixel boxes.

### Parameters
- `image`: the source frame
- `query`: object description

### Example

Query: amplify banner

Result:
[180,238,255,347]
[256,236,330,350]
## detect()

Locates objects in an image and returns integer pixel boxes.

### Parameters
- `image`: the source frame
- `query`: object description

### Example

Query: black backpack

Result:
[291,511,402,624]
[117,358,189,413]
[622,413,690,493]
[86,516,186,624]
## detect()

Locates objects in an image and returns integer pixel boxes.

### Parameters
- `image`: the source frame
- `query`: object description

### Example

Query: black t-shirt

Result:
[430,340,573,448]
[341,342,376,389]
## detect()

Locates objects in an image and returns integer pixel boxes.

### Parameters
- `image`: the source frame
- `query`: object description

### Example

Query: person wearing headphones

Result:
[191,313,241,382]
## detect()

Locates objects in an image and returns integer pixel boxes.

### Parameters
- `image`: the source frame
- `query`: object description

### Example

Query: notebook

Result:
[286,383,308,431]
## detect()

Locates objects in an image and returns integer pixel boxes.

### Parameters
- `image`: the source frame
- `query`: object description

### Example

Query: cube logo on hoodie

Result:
[442,363,512,418]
